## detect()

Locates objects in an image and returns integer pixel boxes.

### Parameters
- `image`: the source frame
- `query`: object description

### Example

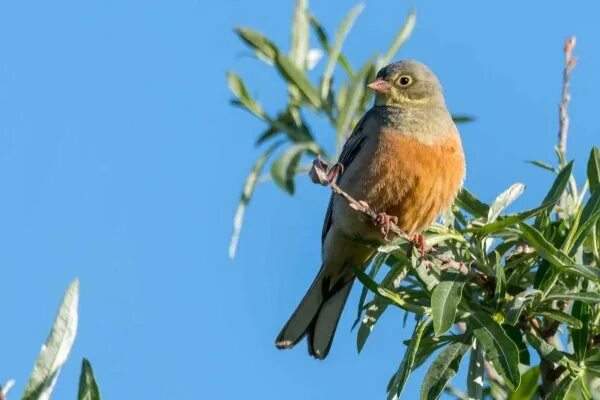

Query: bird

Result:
[275,60,466,359]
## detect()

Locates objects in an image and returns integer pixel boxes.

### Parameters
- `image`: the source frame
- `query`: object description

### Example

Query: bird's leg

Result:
[412,234,427,257]
[375,212,398,241]
[326,162,344,184]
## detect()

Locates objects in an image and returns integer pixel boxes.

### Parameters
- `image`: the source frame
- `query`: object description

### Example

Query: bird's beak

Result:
[367,79,391,94]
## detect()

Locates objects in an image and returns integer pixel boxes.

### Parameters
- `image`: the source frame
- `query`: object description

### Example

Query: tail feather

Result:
[307,280,354,359]
[275,266,327,350]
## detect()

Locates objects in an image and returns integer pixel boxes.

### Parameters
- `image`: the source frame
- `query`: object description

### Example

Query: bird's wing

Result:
[321,110,372,244]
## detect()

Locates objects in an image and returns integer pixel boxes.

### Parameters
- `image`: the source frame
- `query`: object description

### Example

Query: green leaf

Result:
[229,141,282,258]
[320,4,364,100]
[451,114,475,124]
[494,256,506,304]
[505,289,542,325]
[379,9,416,68]
[537,308,582,329]
[547,374,577,400]
[234,27,278,63]
[526,332,578,370]
[565,264,600,283]
[455,188,489,218]
[22,279,79,400]
[354,267,431,314]
[275,52,322,108]
[336,60,375,154]
[566,190,600,256]
[431,270,465,336]
[526,160,556,173]
[308,15,353,76]
[354,253,389,330]
[535,161,574,227]
[572,300,591,361]
[78,358,100,400]
[588,147,600,194]
[420,340,470,400]
[270,142,319,194]
[227,71,266,120]
[357,301,388,353]
[467,339,484,400]
[502,324,531,365]
[387,317,432,399]
[467,312,520,391]
[487,183,525,223]
[507,367,540,400]
[544,292,600,304]
[519,223,574,267]
[289,0,309,69]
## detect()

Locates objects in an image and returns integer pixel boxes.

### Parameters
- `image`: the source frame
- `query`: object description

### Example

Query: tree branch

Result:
[557,36,576,160]
[309,157,469,275]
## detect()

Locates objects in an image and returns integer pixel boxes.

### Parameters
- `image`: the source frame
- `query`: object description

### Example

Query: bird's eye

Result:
[398,76,412,86]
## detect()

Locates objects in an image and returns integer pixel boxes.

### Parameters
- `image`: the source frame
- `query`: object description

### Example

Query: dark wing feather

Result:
[321,111,372,244]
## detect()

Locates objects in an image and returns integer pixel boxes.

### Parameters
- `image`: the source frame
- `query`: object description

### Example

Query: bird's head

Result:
[368,60,445,108]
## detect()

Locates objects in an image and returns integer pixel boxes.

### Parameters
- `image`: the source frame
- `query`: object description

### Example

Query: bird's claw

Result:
[412,234,427,257]
[375,212,398,241]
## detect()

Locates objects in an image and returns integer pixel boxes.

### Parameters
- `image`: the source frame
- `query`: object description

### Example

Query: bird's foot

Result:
[411,234,427,257]
[375,212,398,241]
[326,162,344,184]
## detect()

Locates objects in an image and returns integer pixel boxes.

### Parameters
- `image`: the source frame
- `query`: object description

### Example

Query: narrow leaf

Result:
[379,9,416,68]
[226,71,266,120]
[588,146,600,194]
[234,28,277,63]
[487,183,525,223]
[566,264,600,282]
[270,142,319,194]
[566,190,600,256]
[526,160,556,173]
[289,0,309,69]
[504,289,542,325]
[455,188,489,218]
[537,308,582,329]
[547,374,577,400]
[467,312,520,391]
[519,223,574,267]
[535,161,574,227]
[420,340,470,400]
[320,4,364,99]
[387,317,432,399]
[467,339,484,400]
[23,279,79,400]
[572,300,590,361]
[451,114,475,124]
[544,292,600,304]
[526,332,578,370]
[78,358,100,400]
[507,367,540,400]
[502,324,531,365]
[229,141,282,258]
[431,270,465,336]
[275,52,322,108]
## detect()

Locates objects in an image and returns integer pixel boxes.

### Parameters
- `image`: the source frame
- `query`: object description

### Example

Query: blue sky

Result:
[0,1,598,399]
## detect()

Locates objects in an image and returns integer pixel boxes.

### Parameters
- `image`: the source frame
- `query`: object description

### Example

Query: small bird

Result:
[275,60,466,359]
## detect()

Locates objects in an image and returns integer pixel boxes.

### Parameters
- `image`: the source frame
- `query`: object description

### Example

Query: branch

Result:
[309,157,469,275]
[557,36,576,159]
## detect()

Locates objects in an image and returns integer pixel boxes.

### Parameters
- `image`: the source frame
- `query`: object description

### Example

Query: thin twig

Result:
[309,158,469,275]
[557,37,577,214]
[557,37,577,159]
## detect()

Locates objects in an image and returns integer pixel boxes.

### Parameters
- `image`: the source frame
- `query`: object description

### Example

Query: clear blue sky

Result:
[0,1,598,399]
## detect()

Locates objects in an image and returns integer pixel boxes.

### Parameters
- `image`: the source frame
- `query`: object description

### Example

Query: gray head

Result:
[368,60,445,108]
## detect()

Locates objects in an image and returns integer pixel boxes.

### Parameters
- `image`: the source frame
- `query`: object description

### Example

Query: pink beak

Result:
[367,78,391,94]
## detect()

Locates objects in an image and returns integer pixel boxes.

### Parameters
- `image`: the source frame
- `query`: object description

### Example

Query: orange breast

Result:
[363,131,465,234]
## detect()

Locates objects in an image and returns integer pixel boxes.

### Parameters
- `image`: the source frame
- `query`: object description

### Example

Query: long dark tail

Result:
[275,265,354,360]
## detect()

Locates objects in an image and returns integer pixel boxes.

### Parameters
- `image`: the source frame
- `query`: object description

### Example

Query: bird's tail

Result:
[275,263,355,360]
